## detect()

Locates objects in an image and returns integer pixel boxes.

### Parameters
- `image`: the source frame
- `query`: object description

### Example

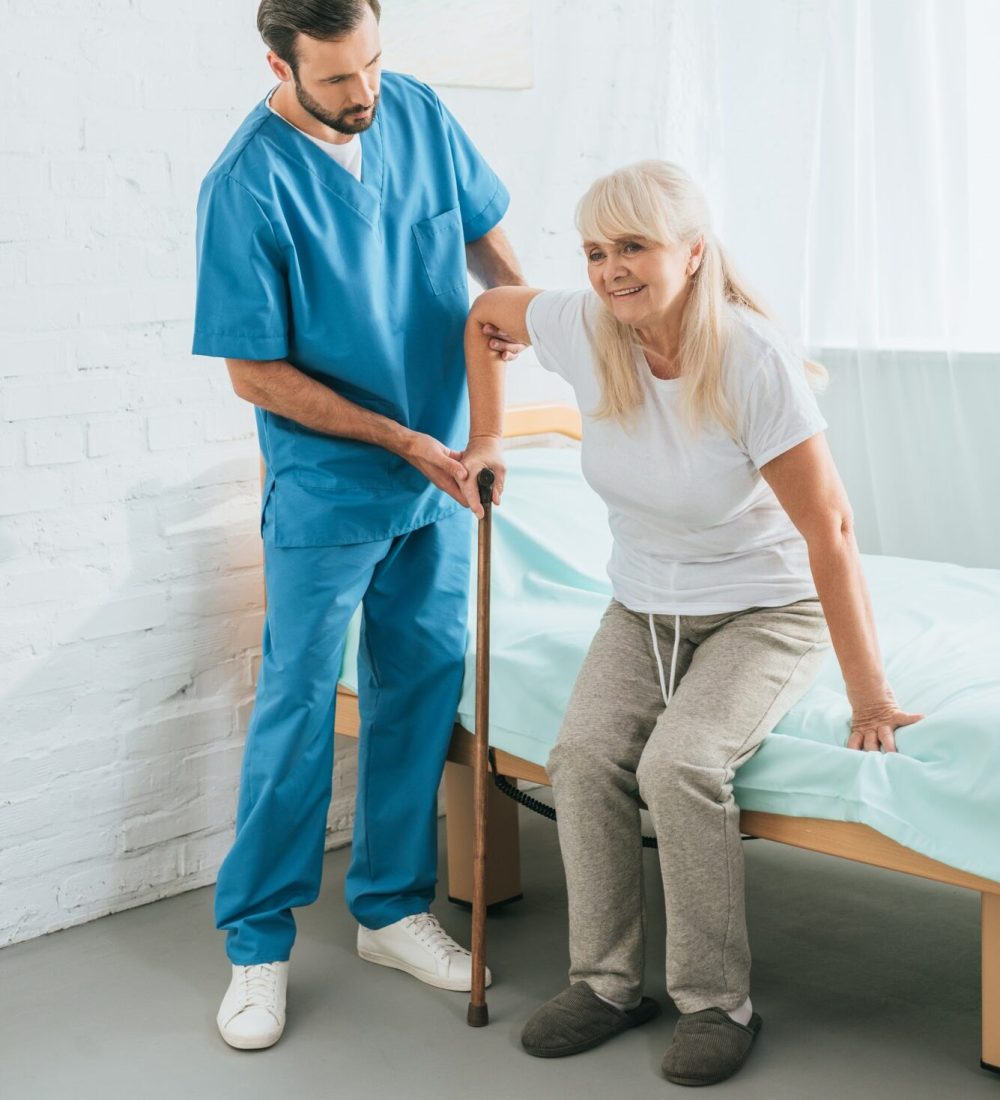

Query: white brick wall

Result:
[0,1,363,949]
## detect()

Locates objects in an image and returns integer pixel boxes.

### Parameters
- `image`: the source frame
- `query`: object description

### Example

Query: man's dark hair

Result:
[257,0,381,72]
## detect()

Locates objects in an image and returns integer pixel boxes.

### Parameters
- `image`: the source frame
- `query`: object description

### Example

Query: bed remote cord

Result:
[489,751,659,849]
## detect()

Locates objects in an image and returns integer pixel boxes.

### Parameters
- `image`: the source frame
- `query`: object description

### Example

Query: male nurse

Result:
[193,0,525,1050]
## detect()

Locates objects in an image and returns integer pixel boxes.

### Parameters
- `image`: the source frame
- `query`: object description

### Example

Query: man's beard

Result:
[294,80,379,135]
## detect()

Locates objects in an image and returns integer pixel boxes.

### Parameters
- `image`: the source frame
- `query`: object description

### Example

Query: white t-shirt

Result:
[266,92,363,181]
[525,289,828,614]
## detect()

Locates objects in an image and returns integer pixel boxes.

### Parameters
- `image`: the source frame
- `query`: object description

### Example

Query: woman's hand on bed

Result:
[458,436,506,519]
[847,695,925,753]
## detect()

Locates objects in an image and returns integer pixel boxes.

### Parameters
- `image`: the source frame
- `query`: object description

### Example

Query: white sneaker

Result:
[216,961,288,1050]
[357,912,493,992]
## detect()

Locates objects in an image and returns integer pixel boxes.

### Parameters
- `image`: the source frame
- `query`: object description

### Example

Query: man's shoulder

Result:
[200,98,279,195]
[380,70,460,141]
[380,69,442,114]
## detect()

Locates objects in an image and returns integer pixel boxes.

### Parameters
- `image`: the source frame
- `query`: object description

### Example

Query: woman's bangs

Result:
[576,171,671,248]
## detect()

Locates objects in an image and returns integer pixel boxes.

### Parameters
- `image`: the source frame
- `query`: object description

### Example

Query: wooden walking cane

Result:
[467,466,495,1028]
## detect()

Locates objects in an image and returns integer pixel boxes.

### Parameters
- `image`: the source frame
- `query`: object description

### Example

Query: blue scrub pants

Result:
[215,505,472,965]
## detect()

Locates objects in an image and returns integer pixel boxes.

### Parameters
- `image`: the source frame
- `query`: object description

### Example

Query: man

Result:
[193,0,525,1050]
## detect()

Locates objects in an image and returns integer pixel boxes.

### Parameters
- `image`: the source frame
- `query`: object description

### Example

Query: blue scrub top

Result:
[192,72,509,546]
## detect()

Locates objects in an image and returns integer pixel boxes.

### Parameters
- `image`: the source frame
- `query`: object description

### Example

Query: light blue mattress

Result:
[341,447,1000,884]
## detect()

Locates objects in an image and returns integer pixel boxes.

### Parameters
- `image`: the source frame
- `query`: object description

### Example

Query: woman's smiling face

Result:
[583,235,697,329]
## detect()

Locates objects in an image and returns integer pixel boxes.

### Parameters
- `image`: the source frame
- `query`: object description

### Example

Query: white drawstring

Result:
[668,613,680,700]
[648,612,681,707]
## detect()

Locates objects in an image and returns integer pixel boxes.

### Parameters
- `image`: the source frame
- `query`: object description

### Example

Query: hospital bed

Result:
[327,404,1000,1071]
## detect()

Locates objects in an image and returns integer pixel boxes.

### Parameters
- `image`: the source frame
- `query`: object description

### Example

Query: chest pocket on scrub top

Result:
[412,208,466,296]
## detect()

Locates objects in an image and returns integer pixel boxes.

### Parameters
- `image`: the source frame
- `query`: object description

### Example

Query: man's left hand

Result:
[481,323,526,362]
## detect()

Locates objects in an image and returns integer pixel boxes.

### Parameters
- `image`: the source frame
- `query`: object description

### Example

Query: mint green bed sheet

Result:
[341,447,1000,884]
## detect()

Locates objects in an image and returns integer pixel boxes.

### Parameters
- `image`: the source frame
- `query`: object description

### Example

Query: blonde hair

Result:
[575,160,827,436]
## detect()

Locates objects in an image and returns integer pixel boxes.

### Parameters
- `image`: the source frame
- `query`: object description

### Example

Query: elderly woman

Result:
[457,161,923,1087]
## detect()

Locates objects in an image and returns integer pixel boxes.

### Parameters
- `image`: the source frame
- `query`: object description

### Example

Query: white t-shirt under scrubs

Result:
[525,289,828,615]
[266,91,363,181]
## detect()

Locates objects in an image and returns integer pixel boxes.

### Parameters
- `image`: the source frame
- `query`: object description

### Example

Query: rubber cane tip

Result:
[467,1002,489,1028]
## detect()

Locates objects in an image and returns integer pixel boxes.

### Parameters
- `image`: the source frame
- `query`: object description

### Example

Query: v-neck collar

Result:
[259,96,385,229]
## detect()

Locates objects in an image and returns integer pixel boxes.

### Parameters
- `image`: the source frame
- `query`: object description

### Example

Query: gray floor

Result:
[1,810,996,1100]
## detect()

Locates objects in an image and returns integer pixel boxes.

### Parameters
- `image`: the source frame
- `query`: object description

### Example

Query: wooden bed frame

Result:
[308,402,998,1069]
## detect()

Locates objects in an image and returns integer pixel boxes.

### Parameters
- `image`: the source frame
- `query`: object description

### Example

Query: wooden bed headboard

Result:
[502,403,581,441]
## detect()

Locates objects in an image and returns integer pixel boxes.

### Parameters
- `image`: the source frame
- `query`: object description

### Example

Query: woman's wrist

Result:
[465,433,504,459]
[848,684,897,715]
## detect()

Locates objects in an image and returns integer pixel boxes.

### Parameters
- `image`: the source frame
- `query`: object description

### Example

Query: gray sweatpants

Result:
[547,597,830,1014]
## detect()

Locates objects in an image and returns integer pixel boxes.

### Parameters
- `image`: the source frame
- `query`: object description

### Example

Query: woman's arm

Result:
[459,286,543,517]
[761,433,924,752]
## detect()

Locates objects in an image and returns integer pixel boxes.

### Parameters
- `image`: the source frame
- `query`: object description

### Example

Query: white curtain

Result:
[714,0,1000,568]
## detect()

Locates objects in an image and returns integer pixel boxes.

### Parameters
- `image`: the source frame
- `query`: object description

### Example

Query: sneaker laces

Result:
[402,913,468,962]
[240,963,280,1008]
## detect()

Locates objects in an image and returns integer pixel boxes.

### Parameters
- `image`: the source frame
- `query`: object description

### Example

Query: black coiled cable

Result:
[489,752,660,849]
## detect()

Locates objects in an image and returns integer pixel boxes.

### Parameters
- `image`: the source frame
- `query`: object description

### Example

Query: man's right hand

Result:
[402,432,470,504]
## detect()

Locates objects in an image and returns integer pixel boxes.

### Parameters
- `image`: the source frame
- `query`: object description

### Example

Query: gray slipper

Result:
[661,1007,763,1086]
[521,981,661,1058]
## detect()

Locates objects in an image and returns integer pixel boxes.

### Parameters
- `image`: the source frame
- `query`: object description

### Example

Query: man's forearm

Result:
[225,358,414,457]
[465,225,526,290]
